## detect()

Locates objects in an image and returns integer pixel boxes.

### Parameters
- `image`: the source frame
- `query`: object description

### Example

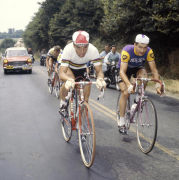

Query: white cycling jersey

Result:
[61,42,101,69]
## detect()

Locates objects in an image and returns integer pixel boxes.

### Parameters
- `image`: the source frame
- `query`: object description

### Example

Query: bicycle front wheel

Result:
[78,102,96,167]
[48,79,53,94]
[61,102,72,142]
[55,79,60,99]
[136,97,157,154]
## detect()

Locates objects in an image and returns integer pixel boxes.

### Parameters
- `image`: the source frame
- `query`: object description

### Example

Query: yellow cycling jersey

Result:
[119,45,154,68]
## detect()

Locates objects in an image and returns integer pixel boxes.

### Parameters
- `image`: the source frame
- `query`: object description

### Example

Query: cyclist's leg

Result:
[84,84,91,103]
[136,68,148,89]
[60,68,75,101]
[118,82,129,127]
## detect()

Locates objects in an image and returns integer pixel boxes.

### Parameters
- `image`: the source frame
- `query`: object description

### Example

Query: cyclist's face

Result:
[134,43,148,56]
[74,44,89,57]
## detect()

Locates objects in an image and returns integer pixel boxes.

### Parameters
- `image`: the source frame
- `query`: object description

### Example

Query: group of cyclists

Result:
[45,30,163,133]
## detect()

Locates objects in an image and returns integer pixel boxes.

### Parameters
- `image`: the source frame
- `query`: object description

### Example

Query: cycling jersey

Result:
[47,47,58,61]
[61,43,100,69]
[57,50,63,64]
[117,45,154,68]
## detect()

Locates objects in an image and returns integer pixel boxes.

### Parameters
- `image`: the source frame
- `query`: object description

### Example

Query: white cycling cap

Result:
[72,31,89,46]
[135,34,149,44]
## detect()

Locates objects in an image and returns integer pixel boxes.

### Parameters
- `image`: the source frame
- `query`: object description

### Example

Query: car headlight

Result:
[28,59,32,62]
[3,59,8,63]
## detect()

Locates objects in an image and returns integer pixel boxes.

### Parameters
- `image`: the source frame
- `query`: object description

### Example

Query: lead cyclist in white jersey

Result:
[59,30,106,112]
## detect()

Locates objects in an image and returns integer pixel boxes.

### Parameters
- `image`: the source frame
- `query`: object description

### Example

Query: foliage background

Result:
[1,0,179,78]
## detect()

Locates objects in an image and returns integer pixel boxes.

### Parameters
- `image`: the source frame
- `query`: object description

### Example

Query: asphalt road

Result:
[0,60,179,180]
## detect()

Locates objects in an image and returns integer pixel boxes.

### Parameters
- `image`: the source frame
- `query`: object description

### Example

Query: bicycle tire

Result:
[48,79,53,94]
[116,91,131,130]
[78,102,96,167]
[61,101,72,142]
[136,97,157,154]
[55,79,60,99]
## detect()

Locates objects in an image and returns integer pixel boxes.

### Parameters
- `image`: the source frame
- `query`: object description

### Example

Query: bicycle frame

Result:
[67,82,104,132]
[128,77,165,124]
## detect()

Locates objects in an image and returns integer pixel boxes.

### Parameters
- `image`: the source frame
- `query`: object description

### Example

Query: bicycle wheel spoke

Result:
[137,98,157,153]
[61,103,72,142]
[78,102,96,167]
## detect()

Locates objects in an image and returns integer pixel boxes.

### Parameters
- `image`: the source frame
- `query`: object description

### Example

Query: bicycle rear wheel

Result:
[55,79,60,99]
[116,91,131,130]
[78,102,96,167]
[136,97,157,153]
[61,102,72,142]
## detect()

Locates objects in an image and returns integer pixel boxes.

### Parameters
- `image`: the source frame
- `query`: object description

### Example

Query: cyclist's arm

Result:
[59,66,71,82]
[46,56,50,69]
[94,65,104,79]
[148,61,162,95]
[55,62,59,74]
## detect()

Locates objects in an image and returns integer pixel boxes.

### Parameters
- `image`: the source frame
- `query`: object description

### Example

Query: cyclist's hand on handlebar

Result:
[96,78,106,91]
[156,83,164,96]
[65,78,75,90]
[127,84,135,94]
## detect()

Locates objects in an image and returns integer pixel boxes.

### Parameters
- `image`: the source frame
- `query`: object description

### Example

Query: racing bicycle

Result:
[60,80,104,167]
[116,74,165,153]
[48,64,60,98]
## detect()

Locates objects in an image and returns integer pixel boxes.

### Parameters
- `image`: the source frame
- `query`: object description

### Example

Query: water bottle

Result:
[131,103,137,115]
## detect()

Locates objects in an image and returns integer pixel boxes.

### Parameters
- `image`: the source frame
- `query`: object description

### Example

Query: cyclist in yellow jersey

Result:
[117,34,163,132]
[46,46,61,79]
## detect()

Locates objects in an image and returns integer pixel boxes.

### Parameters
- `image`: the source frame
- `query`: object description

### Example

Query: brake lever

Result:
[97,88,105,100]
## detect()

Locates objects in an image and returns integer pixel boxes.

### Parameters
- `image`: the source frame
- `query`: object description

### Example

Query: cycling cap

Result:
[135,34,149,44]
[72,31,89,46]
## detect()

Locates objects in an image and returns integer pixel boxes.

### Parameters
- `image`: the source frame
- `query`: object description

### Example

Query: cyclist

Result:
[117,34,163,132]
[46,46,61,80]
[59,30,106,113]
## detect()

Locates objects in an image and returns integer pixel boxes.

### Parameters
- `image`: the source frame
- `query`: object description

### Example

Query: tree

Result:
[49,0,104,47]
[0,38,16,52]
[101,0,179,66]
[23,0,66,51]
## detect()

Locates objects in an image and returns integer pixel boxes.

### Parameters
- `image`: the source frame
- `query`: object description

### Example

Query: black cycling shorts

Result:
[47,55,57,62]
[70,68,90,82]
[119,67,145,83]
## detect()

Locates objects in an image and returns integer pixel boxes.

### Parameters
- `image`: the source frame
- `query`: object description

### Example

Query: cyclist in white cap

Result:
[59,30,106,113]
[117,34,162,132]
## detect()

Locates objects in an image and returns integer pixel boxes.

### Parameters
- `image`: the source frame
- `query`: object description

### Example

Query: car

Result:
[3,47,33,74]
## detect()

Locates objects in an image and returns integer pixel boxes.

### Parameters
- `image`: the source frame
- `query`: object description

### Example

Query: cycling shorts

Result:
[70,68,90,82]
[119,67,145,83]
[47,55,57,62]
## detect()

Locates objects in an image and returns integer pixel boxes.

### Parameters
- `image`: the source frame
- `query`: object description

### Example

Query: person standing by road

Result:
[99,44,110,70]
[103,45,120,77]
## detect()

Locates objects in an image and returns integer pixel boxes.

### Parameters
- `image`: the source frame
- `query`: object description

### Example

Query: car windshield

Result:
[7,50,28,57]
